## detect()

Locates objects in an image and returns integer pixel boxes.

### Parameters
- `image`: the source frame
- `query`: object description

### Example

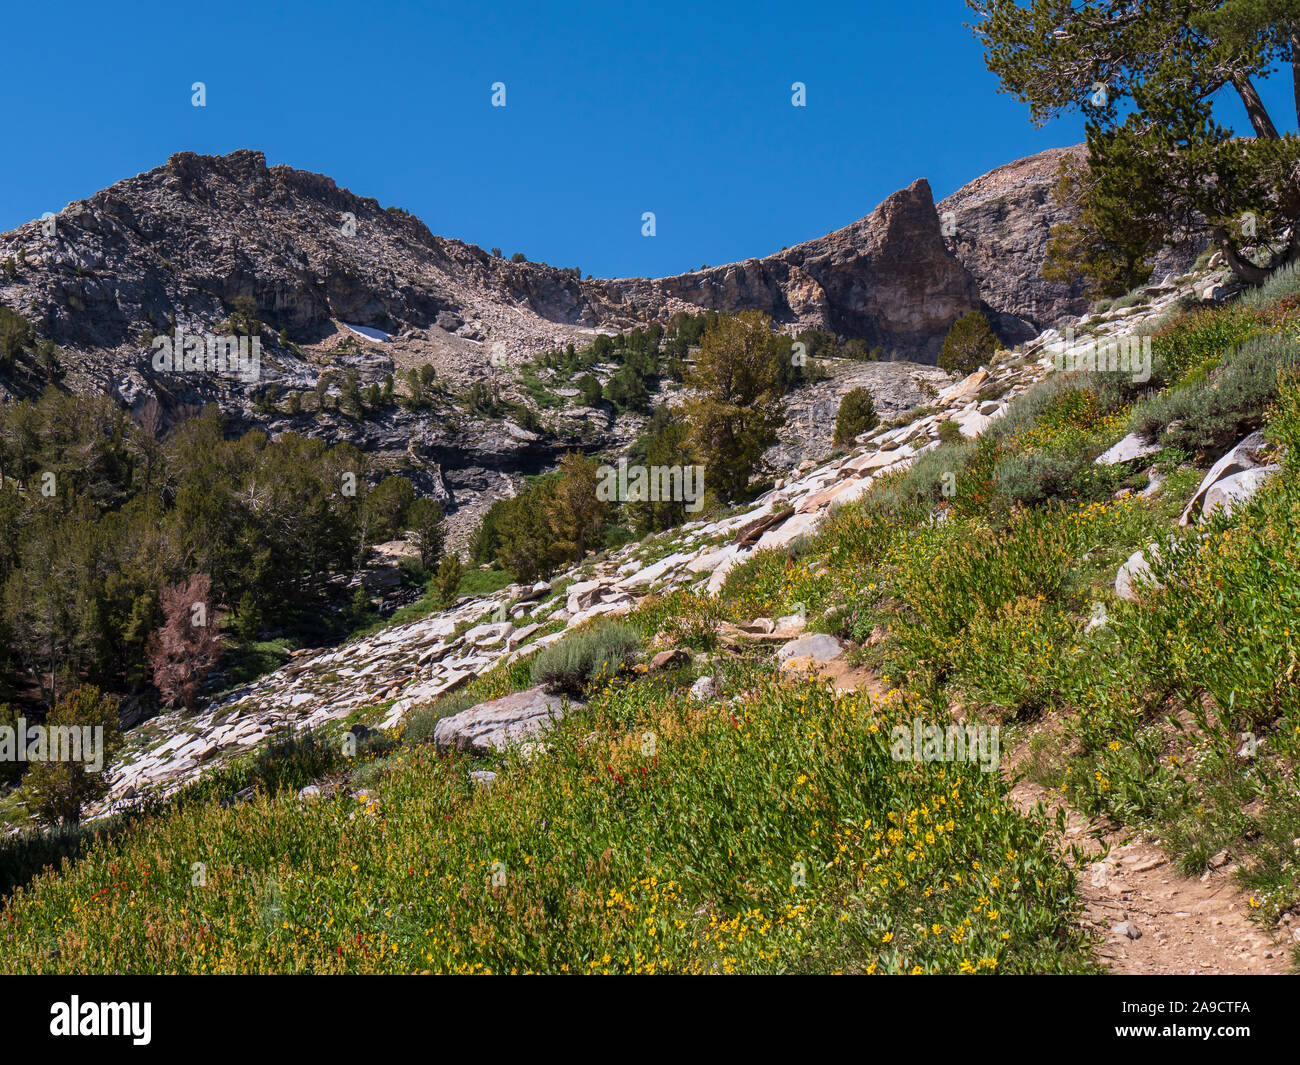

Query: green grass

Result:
[456,567,517,598]
[517,366,566,409]
[0,658,1093,974]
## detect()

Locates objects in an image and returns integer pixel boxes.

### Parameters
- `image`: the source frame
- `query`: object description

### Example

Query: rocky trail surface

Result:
[1010,779,1291,975]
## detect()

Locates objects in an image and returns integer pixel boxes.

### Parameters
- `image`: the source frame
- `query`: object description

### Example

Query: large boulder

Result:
[936,369,989,406]
[1114,535,1183,602]
[777,633,844,665]
[1115,547,1157,603]
[432,686,573,755]
[1095,432,1160,466]
[1178,432,1271,527]
[565,579,607,613]
[956,410,993,439]
[754,511,821,552]
[1201,465,1282,523]
[706,550,749,594]
[462,621,513,647]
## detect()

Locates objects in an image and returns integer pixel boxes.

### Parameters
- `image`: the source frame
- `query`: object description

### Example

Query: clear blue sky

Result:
[3,0,1294,278]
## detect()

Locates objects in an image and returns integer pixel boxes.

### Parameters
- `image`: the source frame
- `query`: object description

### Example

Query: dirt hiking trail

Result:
[1010,778,1291,975]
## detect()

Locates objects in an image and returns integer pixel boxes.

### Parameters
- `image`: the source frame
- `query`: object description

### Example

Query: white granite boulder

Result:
[432,686,574,755]
[1178,432,1270,527]
[1094,432,1160,466]
[1200,465,1281,523]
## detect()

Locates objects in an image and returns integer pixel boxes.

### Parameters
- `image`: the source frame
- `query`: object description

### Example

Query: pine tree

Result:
[833,388,880,445]
[938,311,999,377]
[22,685,123,826]
[970,0,1300,282]
[433,553,462,607]
[407,498,445,570]
[683,311,786,500]
[545,452,608,560]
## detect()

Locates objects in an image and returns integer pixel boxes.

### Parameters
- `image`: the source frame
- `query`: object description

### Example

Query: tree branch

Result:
[1232,75,1280,139]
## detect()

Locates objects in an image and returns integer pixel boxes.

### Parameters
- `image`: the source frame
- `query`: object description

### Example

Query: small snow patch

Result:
[342,322,391,343]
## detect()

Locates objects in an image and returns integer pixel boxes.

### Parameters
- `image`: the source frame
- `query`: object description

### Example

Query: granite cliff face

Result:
[938,144,1204,341]
[937,146,1091,342]
[586,178,981,361]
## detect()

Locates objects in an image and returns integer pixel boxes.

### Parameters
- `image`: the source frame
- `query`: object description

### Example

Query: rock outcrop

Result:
[938,145,1204,341]
[590,178,981,362]
[1178,431,1276,527]
[938,146,1091,341]
[432,687,570,755]
[0,152,981,406]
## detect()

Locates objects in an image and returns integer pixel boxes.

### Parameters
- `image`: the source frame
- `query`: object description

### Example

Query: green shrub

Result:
[603,524,635,550]
[992,451,1080,506]
[454,566,514,598]
[863,442,974,514]
[1239,261,1300,311]
[886,506,1076,646]
[407,497,445,569]
[936,419,963,445]
[832,387,879,445]
[0,704,25,786]
[347,585,374,627]
[988,373,1093,442]
[938,310,998,376]
[364,475,415,543]
[1131,334,1298,454]
[530,622,641,696]
[576,373,603,407]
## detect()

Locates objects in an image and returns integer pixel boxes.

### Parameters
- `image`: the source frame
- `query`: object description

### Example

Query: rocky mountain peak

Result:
[1,151,987,372]
[581,176,981,360]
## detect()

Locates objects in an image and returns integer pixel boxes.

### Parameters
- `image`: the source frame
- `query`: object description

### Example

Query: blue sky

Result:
[3,0,1295,278]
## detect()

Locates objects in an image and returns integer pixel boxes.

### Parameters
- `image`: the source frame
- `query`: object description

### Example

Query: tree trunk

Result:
[1232,75,1280,140]
[1286,222,1300,266]
[1293,33,1300,131]
[1211,225,1271,284]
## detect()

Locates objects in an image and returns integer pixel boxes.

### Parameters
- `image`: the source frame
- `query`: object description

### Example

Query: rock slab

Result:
[433,687,572,755]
